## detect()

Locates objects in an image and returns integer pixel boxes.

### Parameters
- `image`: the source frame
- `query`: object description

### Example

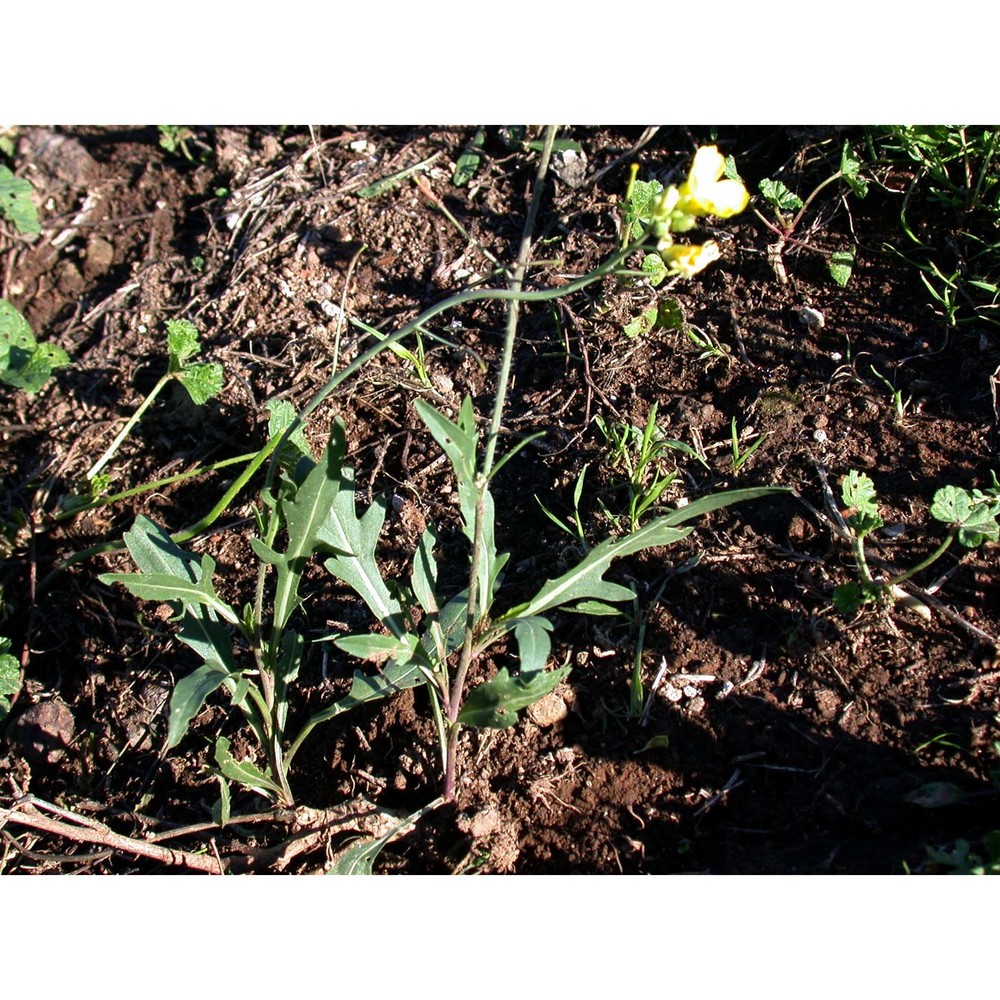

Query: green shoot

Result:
[833,471,1000,616]
[85,320,223,483]
[453,128,486,187]
[730,417,768,474]
[158,126,197,162]
[870,365,913,425]
[535,464,590,548]
[596,404,705,531]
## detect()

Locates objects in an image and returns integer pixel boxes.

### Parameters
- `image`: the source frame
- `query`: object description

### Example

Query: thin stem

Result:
[51,450,261,523]
[789,170,845,234]
[483,123,557,476]
[442,126,559,802]
[889,528,957,586]
[86,374,172,481]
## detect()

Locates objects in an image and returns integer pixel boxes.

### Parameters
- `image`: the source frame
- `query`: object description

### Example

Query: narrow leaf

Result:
[328,798,443,875]
[509,518,692,621]
[302,659,427,728]
[271,425,350,633]
[410,524,439,616]
[659,487,790,527]
[167,662,233,748]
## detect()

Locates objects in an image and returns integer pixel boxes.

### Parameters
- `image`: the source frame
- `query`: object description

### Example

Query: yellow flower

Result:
[660,240,722,278]
[677,146,749,219]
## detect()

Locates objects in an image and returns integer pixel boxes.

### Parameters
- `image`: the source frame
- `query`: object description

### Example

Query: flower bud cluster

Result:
[645,145,749,278]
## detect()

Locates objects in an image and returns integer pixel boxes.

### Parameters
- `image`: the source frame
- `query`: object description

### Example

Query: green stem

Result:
[889,528,957,587]
[483,124,557,476]
[86,374,172,481]
[789,171,845,235]
[52,450,261,523]
[442,126,559,803]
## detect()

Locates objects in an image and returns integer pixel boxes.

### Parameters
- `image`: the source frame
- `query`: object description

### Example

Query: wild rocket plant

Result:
[100,135,784,808]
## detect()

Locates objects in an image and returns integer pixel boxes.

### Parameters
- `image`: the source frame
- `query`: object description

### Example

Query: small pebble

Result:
[799,306,825,330]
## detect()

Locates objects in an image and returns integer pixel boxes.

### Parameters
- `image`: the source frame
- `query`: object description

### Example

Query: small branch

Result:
[2,796,225,874]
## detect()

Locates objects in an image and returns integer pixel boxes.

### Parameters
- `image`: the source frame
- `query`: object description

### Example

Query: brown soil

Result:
[2,126,998,874]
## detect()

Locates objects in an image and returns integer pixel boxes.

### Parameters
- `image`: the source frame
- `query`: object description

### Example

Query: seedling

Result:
[730,417,768,474]
[0,299,70,394]
[595,404,707,531]
[686,324,731,364]
[869,365,913,425]
[833,470,1000,616]
[866,126,1000,328]
[85,320,223,484]
[535,463,590,548]
[351,316,432,387]
[157,126,198,163]
[0,165,40,235]
[756,140,868,286]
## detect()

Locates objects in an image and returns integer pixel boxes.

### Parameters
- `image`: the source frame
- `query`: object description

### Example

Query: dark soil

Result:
[2,125,998,874]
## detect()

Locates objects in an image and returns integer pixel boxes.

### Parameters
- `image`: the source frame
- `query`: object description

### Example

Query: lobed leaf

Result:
[414,397,506,613]
[0,300,70,394]
[841,470,879,517]
[828,248,855,287]
[931,485,999,545]
[100,555,239,625]
[0,165,40,235]
[457,665,571,729]
[320,460,404,635]
[271,425,352,633]
[214,737,284,799]
[758,177,803,212]
[267,398,312,468]
[334,631,422,667]
[165,319,201,369]
[840,142,869,198]
[0,639,20,723]
[178,362,223,405]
